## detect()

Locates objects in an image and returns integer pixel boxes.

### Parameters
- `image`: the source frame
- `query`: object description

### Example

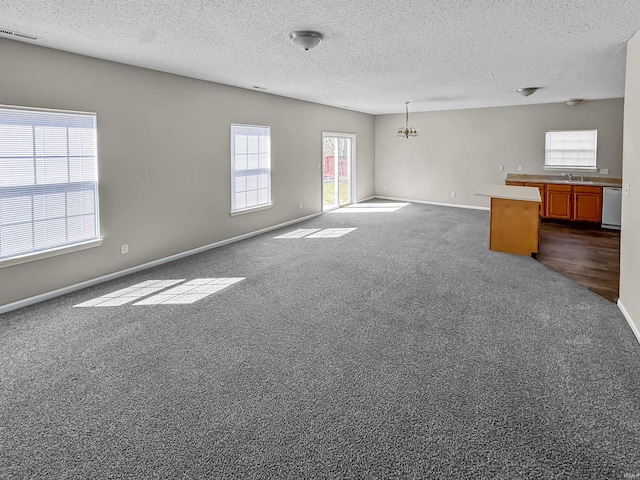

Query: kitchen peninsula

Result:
[475,184,542,257]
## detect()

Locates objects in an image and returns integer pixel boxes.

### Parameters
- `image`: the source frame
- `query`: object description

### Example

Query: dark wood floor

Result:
[534,220,621,302]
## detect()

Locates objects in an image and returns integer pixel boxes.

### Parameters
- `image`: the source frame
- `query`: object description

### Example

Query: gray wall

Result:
[375,100,624,208]
[620,31,640,334]
[0,39,375,307]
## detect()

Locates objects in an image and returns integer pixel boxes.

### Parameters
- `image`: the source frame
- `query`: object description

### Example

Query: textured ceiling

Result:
[2,0,640,114]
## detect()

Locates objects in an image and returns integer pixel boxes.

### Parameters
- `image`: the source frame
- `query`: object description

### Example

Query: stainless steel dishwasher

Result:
[602,187,622,229]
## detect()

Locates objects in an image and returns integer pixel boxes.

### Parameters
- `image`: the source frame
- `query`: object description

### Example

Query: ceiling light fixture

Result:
[516,87,539,97]
[566,98,583,106]
[396,102,418,138]
[289,31,324,51]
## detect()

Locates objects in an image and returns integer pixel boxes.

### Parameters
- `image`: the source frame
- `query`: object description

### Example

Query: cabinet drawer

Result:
[546,183,572,192]
[505,181,524,186]
[573,185,602,194]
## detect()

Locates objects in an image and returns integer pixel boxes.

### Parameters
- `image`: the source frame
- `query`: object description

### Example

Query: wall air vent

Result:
[0,28,39,41]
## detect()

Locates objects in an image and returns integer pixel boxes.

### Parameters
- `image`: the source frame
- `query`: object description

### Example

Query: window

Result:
[545,129,597,170]
[231,124,271,214]
[0,105,100,263]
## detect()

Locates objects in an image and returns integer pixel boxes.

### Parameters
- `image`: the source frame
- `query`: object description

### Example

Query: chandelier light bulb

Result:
[396,102,418,138]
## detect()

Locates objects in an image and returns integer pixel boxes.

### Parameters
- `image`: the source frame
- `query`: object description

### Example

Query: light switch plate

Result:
[517,165,523,172]
[600,168,609,175]
[499,165,504,171]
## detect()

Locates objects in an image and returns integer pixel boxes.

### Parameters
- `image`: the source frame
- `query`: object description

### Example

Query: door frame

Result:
[321,131,356,212]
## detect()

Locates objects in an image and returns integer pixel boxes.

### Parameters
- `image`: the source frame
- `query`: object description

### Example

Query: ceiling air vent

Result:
[0,28,39,41]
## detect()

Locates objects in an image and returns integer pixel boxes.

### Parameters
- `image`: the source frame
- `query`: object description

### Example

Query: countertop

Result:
[505,173,622,187]
[474,184,542,203]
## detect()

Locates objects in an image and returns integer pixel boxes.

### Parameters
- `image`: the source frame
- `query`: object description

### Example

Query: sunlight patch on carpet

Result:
[275,228,356,239]
[330,203,409,213]
[274,229,322,239]
[74,280,185,307]
[305,228,357,238]
[134,278,245,305]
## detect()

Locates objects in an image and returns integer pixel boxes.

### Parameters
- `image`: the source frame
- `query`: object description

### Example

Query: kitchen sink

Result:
[554,180,597,184]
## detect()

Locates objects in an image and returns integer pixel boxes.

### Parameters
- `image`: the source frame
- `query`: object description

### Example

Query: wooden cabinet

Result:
[477,184,540,256]
[545,184,572,219]
[505,179,603,222]
[573,186,602,222]
[490,197,540,256]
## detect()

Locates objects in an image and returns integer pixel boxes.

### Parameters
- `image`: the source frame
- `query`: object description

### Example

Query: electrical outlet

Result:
[600,168,609,175]
[298,203,303,210]
[120,244,129,255]
[624,183,630,196]
[499,165,504,171]
[517,165,523,172]
[383,186,387,191]
[451,192,456,197]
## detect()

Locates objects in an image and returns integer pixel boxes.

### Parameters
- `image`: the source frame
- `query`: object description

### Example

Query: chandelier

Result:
[396,102,418,138]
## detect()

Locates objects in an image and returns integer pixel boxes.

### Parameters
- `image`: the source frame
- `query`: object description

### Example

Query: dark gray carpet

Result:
[2,201,640,479]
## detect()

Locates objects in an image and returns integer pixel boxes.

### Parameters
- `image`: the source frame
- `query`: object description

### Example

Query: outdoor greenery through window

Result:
[231,124,271,213]
[0,105,99,261]
[545,129,597,170]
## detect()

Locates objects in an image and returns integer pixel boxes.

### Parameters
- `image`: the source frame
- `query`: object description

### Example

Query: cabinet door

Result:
[573,187,602,222]
[545,185,572,219]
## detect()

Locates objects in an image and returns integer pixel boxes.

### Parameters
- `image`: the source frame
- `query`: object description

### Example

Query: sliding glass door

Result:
[322,133,354,211]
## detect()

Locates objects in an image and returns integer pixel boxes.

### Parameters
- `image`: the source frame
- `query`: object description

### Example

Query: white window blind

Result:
[0,105,99,261]
[231,124,271,213]
[545,130,597,170]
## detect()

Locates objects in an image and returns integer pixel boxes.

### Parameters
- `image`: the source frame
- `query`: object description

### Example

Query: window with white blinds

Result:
[0,105,100,261]
[231,124,271,213]
[545,129,597,170]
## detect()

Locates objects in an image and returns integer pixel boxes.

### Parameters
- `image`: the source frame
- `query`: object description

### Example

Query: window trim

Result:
[229,204,273,217]
[0,238,102,269]
[544,129,598,171]
[230,123,272,215]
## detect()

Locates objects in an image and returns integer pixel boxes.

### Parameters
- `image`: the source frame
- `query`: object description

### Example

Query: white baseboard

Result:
[618,300,640,345]
[0,212,322,315]
[374,195,490,211]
